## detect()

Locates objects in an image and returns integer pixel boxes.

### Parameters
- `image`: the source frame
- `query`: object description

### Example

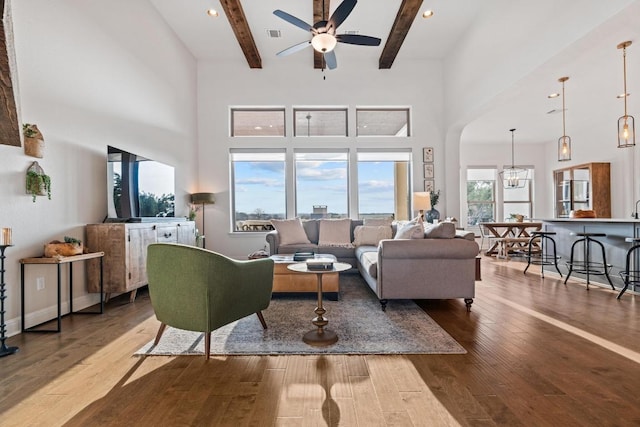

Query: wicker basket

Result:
[24,136,44,158]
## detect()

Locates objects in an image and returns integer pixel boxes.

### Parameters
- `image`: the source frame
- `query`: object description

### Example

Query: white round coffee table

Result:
[287,261,351,346]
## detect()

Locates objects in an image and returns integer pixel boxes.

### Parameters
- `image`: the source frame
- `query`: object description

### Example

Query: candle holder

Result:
[0,245,19,357]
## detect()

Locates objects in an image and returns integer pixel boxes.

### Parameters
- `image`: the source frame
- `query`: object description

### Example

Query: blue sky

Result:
[234,161,397,216]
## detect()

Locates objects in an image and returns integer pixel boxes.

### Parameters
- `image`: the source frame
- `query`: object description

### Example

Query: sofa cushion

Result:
[270,218,311,245]
[353,225,392,246]
[423,222,456,239]
[394,221,424,239]
[359,251,378,278]
[318,218,352,246]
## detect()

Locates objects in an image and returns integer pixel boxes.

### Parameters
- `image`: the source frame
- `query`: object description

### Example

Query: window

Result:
[231,108,285,137]
[467,168,496,226]
[356,108,410,136]
[230,150,286,231]
[295,151,348,218]
[293,108,348,137]
[357,151,412,220]
[503,168,533,220]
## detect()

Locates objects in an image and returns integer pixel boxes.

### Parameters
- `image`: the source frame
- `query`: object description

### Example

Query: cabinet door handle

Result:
[164,233,172,238]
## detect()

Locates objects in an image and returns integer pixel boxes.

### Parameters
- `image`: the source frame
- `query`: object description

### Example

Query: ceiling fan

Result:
[273,0,381,70]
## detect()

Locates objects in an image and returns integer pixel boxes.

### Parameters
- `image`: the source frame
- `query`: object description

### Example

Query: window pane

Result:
[231,151,286,231]
[356,109,410,136]
[293,109,347,137]
[231,109,285,136]
[468,203,495,225]
[295,152,348,218]
[466,168,496,227]
[357,151,411,220]
[467,180,495,202]
[504,203,530,218]
[503,180,530,201]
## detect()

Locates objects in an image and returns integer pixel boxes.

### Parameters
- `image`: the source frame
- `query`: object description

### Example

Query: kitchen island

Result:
[541,218,640,293]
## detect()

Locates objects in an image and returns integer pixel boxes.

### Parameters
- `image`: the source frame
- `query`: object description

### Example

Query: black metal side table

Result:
[0,245,19,357]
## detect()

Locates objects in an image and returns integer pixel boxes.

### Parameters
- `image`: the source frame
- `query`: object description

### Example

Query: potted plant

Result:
[426,189,441,223]
[26,162,51,202]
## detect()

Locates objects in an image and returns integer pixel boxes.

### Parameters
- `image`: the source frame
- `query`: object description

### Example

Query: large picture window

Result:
[231,108,285,137]
[295,151,348,218]
[357,151,412,220]
[293,108,348,137]
[230,150,286,231]
[467,168,496,226]
[356,108,410,136]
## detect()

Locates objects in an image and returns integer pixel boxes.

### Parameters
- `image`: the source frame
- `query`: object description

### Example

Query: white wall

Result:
[197,59,446,258]
[0,0,198,336]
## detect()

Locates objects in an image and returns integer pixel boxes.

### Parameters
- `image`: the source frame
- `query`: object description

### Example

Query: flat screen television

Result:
[106,146,175,221]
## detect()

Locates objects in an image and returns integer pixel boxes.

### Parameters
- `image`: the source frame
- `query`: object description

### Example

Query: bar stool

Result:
[617,237,640,299]
[564,232,614,290]
[523,231,561,278]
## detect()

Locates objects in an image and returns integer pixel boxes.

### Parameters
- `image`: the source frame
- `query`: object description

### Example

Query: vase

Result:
[425,208,440,224]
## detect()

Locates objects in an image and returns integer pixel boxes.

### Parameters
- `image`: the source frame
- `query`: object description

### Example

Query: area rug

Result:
[135,275,466,356]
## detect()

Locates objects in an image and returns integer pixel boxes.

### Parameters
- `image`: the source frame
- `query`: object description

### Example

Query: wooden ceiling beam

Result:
[0,0,21,147]
[379,0,423,69]
[219,0,262,69]
[313,0,330,69]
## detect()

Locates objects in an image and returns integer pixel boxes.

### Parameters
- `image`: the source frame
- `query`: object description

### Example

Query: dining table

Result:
[480,221,542,257]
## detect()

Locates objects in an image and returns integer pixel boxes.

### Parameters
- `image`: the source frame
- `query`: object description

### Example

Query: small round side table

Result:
[287,261,351,347]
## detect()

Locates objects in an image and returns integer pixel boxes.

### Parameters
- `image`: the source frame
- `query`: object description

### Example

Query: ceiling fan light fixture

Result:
[617,40,635,148]
[311,33,337,53]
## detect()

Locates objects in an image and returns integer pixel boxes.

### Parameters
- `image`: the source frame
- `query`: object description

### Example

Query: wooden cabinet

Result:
[553,162,610,218]
[86,221,196,299]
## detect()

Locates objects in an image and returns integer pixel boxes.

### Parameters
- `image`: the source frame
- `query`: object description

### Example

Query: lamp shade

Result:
[191,192,216,205]
[413,192,431,212]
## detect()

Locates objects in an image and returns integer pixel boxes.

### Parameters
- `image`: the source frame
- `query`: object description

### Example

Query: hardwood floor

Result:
[1,256,639,426]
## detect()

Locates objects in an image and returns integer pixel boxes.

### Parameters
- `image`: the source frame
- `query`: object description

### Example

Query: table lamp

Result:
[190,193,215,249]
[413,192,431,221]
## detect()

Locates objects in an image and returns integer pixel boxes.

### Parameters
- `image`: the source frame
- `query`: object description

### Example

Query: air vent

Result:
[267,29,281,38]
[343,30,359,35]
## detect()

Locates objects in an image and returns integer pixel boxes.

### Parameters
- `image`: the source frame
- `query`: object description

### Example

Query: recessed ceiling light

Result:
[206,9,219,17]
[617,92,630,98]
[422,10,434,19]
[548,93,560,98]
[254,126,263,130]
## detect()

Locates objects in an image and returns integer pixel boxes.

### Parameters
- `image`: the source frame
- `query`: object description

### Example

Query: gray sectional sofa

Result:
[266,219,480,311]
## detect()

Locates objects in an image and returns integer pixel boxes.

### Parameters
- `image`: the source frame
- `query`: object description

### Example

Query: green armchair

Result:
[146,243,274,359]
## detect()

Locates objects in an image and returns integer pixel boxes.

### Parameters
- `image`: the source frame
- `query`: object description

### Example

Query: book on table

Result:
[306,257,334,271]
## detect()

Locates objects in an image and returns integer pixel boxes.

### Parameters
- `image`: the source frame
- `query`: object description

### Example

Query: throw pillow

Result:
[424,222,456,239]
[394,221,424,239]
[353,225,393,246]
[270,218,311,245]
[318,218,352,246]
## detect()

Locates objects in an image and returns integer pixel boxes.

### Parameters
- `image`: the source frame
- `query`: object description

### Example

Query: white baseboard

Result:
[4,294,102,337]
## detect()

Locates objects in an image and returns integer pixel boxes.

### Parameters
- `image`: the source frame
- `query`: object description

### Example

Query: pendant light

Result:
[557,76,572,161]
[617,41,635,148]
[499,128,528,189]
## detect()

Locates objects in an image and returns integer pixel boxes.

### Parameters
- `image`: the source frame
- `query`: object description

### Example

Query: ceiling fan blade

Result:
[327,0,357,32]
[324,50,337,70]
[336,34,381,46]
[273,10,315,33]
[276,40,312,57]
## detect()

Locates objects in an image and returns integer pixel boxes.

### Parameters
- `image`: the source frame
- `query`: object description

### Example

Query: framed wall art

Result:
[423,147,433,163]
[424,179,435,192]
[424,163,434,179]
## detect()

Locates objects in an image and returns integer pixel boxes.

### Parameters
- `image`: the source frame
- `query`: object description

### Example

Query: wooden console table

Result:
[20,252,104,333]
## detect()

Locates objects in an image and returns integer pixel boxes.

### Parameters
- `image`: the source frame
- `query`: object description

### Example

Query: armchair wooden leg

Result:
[205,332,211,360]
[153,323,167,346]
[256,311,267,329]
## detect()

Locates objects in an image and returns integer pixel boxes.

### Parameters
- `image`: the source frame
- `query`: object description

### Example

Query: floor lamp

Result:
[190,193,215,249]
